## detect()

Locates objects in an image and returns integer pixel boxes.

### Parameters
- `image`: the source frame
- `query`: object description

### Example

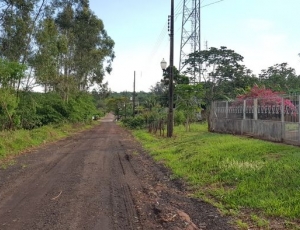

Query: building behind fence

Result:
[211,95,300,145]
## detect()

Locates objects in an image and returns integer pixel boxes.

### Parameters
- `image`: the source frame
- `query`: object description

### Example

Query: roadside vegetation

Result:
[0,0,113,163]
[1,2,300,228]
[133,123,300,229]
[0,121,99,167]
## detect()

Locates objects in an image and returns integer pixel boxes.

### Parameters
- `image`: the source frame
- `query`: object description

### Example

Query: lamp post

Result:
[133,71,136,117]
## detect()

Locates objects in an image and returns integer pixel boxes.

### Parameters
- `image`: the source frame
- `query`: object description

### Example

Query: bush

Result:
[0,88,20,130]
[122,116,145,129]
[16,91,99,129]
[67,92,98,122]
[35,93,67,125]
[17,92,42,129]
[174,110,185,126]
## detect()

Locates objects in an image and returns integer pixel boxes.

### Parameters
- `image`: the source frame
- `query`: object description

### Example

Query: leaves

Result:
[0,58,26,88]
[235,85,296,112]
[259,63,299,93]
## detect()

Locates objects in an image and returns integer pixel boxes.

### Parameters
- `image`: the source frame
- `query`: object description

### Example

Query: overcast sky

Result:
[89,0,300,92]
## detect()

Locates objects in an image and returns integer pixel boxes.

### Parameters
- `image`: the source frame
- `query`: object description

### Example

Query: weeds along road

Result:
[0,113,234,230]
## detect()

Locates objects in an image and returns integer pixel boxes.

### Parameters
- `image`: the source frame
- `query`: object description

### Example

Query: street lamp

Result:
[160,58,167,71]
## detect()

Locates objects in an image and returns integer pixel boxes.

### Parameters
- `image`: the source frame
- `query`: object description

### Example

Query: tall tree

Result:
[184,46,258,130]
[73,5,115,90]
[33,17,59,92]
[53,0,115,90]
[0,0,47,90]
[259,63,300,93]
[184,46,256,103]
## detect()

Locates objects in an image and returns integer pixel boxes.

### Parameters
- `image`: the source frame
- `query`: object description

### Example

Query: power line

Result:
[201,0,224,8]
[144,0,184,67]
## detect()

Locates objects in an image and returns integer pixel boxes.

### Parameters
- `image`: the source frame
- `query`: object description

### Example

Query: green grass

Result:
[133,123,300,227]
[0,121,98,163]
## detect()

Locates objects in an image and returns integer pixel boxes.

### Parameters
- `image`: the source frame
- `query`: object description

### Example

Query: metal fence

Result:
[211,95,300,145]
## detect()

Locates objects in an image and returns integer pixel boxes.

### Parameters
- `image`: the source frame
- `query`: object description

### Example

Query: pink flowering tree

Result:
[233,85,296,115]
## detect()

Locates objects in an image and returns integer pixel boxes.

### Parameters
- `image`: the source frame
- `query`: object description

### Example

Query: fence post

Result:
[254,99,258,120]
[241,100,246,134]
[281,97,285,140]
[243,100,246,120]
[298,96,300,144]
[225,101,228,119]
[298,96,300,123]
[281,97,284,122]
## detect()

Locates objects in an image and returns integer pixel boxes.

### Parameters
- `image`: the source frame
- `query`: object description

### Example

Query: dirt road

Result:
[0,113,234,230]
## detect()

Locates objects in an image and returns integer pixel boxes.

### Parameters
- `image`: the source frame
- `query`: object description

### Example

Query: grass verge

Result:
[133,123,300,229]
[0,121,99,167]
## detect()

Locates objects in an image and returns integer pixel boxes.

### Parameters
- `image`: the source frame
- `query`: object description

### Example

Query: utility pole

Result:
[167,0,174,138]
[133,71,136,117]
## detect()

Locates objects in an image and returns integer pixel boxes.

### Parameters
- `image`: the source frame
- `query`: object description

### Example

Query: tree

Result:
[91,82,111,110]
[234,85,296,116]
[216,65,258,99]
[0,0,48,91]
[183,46,258,130]
[0,59,26,88]
[0,0,38,62]
[162,66,189,85]
[150,81,168,107]
[32,17,60,93]
[259,63,300,93]
[175,84,204,131]
[184,46,250,102]
[53,0,115,92]
[73,6,115,90]
[105,97,127,117]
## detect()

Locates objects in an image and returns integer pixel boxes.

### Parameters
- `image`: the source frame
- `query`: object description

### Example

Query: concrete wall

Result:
[211,118,300,146]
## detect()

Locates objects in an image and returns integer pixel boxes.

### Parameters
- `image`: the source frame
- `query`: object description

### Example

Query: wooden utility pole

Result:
[167,0,174,137]
[133,71,136,117]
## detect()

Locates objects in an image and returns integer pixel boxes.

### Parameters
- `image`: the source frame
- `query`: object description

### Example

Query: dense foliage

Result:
[0,89,99,131]
[2,1,296,133]
[113,46,300,133]
[0,0,114,131]
[0,0,114,93]
[235,85,296,108]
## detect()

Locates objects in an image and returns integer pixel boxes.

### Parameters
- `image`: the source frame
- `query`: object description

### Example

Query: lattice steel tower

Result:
[179,0,201,83]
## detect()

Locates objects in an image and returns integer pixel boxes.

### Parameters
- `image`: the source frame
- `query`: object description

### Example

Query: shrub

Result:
[174,110,185,126]
[122,116,145,129]
[0,88,20,130]
[67,92,98,122]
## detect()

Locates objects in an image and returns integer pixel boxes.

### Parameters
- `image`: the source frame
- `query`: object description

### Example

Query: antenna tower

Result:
[179,0,201,83]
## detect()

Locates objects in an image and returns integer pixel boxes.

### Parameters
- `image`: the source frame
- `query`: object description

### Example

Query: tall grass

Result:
[133,123,300,222]
[0,122,97,162]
